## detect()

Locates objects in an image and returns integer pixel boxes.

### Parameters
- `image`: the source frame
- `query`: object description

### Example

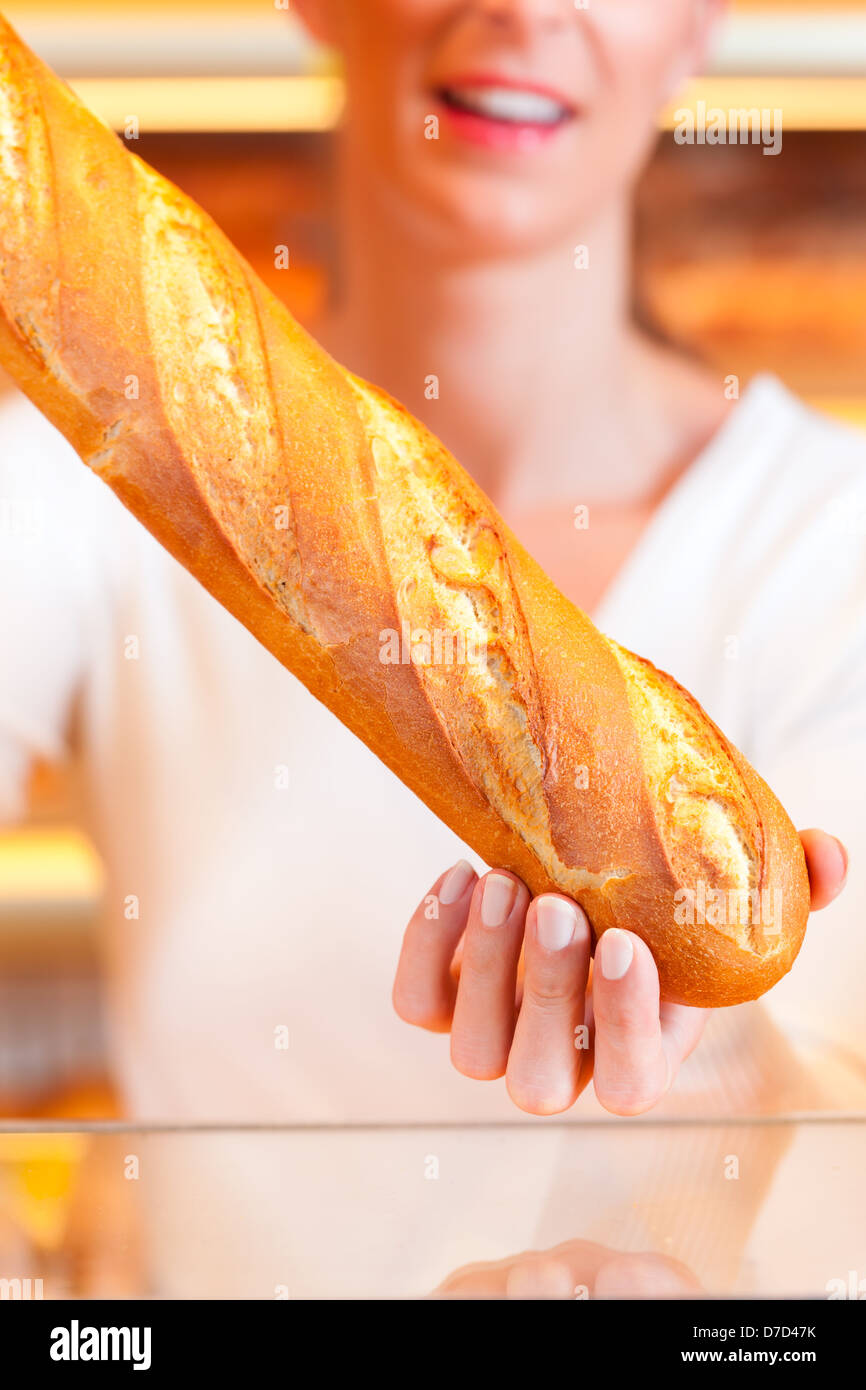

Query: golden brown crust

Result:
[0,15,809,1005]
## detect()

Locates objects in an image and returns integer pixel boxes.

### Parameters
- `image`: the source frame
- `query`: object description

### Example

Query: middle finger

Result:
[506,895,593,1115]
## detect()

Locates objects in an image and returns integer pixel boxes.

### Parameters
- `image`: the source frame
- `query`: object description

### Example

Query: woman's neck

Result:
[314,159,728,519]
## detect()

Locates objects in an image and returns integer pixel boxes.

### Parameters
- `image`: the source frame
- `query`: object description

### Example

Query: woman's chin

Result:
[395,164,584,261]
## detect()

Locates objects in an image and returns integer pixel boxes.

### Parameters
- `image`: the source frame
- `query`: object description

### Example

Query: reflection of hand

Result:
[394,831,847,1117]
[434,1238,702,1300]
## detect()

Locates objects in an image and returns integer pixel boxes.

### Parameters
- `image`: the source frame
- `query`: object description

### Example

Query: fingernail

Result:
[481,873,517,927]
[834,837,849,881]
[536,896,579,951]
[600,928,634,981]
[439,859,475,905]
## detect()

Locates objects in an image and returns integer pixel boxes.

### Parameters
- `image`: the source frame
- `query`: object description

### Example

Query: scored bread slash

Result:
[0,13,809,1006]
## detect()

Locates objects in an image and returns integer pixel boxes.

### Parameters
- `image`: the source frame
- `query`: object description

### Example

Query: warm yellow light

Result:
[0,1135,88,1252]
[61,73,866,136]
[69,74,344,134]
[811,398,866,431]
[661,77,866,133]
[0,827,103,905]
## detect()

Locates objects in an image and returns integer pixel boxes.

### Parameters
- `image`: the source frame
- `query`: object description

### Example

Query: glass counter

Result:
[1,1114,864,1300]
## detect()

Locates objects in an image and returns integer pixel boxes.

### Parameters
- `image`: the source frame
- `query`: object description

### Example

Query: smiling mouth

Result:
[436,84,574,129]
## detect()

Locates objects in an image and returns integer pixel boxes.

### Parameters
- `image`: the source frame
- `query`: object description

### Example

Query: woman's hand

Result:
[393,830,847,1117]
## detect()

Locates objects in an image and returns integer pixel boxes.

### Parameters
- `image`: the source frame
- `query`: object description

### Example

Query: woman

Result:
[299,0,856,1115]
[0,0,855,1145]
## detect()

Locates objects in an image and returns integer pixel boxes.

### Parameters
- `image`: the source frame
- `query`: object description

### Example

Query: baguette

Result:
[0,14,809,1006]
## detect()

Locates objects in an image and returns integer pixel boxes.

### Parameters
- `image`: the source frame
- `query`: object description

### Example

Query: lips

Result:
[433,76,576,153]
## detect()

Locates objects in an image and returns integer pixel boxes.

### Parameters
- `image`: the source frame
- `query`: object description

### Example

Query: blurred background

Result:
[0,0,864,1121]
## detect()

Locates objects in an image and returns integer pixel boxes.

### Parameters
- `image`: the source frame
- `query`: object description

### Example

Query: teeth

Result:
[443,85,568,126]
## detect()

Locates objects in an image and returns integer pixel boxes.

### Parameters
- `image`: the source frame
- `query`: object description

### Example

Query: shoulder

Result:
[0,385,94,481]
[735,375,866,500]
[647,376,866,718]
[696,376,866,581]
[0,387,139,540]
[725,379,866,695]
[0,385,68,447]
[0,387,90,500]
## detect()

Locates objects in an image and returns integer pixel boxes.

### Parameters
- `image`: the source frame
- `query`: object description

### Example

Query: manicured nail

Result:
[600,928,634,981]
[481,873,517,927]
[536,896,579,951]
[834,837,849,881]
[439,859,475,905]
